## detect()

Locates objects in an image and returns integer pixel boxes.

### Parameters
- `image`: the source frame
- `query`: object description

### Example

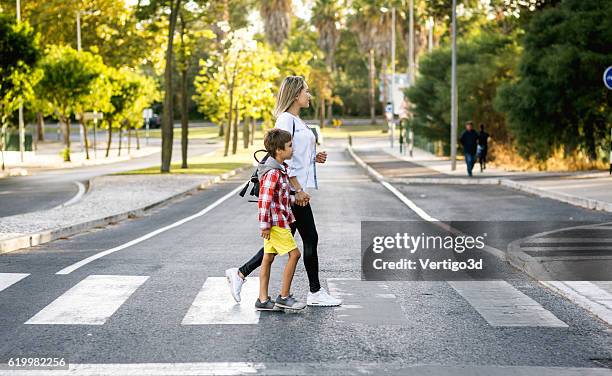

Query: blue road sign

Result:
[604,66,612,90]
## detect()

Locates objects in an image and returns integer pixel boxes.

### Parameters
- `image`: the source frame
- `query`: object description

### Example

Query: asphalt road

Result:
[0,142,611,375]
[0,138,220,217]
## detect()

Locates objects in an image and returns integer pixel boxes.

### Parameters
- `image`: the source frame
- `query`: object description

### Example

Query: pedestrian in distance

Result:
[477,123,490,172]
[225,76,342,308]
[255,128,305,311]
[460,121,479,177]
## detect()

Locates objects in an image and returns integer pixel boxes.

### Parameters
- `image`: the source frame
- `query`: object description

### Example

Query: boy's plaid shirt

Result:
[258,163,295,230]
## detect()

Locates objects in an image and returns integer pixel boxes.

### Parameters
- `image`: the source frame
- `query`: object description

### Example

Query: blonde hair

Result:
[273,76,306,118]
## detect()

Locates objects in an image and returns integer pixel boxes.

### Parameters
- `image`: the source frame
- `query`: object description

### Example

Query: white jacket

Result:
[274,112,317,189]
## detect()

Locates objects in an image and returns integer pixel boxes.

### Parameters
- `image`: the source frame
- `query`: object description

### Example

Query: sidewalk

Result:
[0,167,246,254]
[352,138,612,212]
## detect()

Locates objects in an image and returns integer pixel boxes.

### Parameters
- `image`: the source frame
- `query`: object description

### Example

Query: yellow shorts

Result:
[264,226,298,255]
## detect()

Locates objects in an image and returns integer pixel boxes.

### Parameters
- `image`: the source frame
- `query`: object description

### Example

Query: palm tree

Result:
[312,0,341,126]
[349,0,392,125]
[260,0,292,50]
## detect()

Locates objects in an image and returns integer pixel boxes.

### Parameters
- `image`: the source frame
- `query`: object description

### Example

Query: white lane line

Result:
[1,363,611,376]
[0,273,29,292]
[182,277,260,325]
[52,181,86,209]
[449,280,568,327]
[25,275,149,325]
[56,184,244,275]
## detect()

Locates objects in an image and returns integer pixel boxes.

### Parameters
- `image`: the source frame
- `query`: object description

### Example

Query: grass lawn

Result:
[320,124,388,139]
[117,143,261,175]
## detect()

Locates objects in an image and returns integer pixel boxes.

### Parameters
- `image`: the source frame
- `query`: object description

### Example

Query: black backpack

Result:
[238,120,295,202]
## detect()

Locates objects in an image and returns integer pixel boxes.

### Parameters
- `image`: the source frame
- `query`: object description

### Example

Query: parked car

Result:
[145,115,161,129]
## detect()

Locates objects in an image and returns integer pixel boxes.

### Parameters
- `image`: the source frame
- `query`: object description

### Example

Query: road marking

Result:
[52,181,86,209]
[25,275,149,325]
[0,273,29,292]
[449,280,568,327]
[327,278,407,325]
[1,363,610,376]
[56,184,245,275]
[182,277,260,325]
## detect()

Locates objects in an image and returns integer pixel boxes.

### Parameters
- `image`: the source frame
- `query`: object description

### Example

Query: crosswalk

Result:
[2,272,609,328]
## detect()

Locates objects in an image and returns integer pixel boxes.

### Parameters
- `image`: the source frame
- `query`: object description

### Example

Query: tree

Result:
[406,32,519,155]
[136,0,182,173]
[0,14,40,169]
[312,0,342,126]
[260,0,292,50]
[36,45,103,161]
[496,0,612,162]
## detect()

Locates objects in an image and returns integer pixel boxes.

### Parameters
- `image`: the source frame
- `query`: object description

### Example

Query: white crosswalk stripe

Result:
[0,272,29,292]
[25,275,149,325]
[182,277,261,325]
[449,280,568,327]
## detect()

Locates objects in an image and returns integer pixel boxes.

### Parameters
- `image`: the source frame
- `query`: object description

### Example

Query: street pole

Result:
[391,7,396,150]
[17,0,25,163]
[428,17,434,53]
[93,110,97,159]
[450,0,458,171]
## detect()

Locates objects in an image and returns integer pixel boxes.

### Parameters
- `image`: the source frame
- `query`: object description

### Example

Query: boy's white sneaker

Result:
[307,288,342,306]
[225,268,244,303]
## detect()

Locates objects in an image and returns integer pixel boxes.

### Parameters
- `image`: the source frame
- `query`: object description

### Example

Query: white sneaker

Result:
[307,287,342,307]
[225,268,244,303]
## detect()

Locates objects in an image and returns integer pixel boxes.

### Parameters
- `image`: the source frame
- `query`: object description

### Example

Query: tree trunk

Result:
[135,128,140,150]
[36,112,44,142]
[243,115,249,149]
[161,0,182,173]
[80,114,90,160]
[128,124,132,154]
[181,67,189,169]
[218,122,224,137]
[319,95,325,128]
[250,118,255,145]
[327,99,332,127]
[232,102,239,155]
[369,49,376,125]
[105,122,113,157]
[117,126,122,156]
[224,85,234,157]
[61,115,71,162]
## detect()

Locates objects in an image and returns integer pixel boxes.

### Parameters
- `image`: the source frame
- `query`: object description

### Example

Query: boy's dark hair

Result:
[264,128,292,158]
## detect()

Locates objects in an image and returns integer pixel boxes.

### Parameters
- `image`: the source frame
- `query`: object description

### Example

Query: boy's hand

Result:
[261,229,270,240]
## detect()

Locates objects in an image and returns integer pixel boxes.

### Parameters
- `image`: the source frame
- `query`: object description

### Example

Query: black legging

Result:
[239,202,321,293]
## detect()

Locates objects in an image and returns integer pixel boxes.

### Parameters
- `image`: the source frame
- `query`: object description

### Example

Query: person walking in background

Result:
[477,123,490,172]
[460,121,479,177]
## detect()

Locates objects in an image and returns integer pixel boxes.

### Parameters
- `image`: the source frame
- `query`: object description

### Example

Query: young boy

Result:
[256,128,306,311]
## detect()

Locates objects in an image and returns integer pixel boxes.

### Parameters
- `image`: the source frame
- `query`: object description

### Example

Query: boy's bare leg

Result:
[259,253,275,302]
[280,248,301,297]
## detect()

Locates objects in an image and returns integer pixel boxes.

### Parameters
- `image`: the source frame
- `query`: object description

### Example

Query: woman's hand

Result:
[316,151,327,164]
[295,190,311,206]
[261,229,270,240]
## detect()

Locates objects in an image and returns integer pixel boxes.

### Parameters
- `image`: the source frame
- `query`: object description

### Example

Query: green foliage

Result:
[406,31,520,154]
[0,14,41,129]
[495,0,612,161]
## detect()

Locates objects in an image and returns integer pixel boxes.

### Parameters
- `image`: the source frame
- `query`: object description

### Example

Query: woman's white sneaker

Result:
[225,268,244,303]
[307,288,342,306]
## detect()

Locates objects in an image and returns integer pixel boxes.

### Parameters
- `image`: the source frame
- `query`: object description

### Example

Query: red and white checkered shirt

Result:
[258,163,296,230]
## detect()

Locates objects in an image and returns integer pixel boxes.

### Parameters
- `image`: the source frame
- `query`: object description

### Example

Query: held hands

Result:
[261,229,270,240]
[295,190,311,207]
[316,151,327,163]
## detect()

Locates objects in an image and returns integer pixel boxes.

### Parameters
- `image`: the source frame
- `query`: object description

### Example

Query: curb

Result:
[0,166,248,254]
[352,146,612,213]
[0,167,29,178]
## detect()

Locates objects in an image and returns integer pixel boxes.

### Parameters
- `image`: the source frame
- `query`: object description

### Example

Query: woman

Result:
[225,76,342,307]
